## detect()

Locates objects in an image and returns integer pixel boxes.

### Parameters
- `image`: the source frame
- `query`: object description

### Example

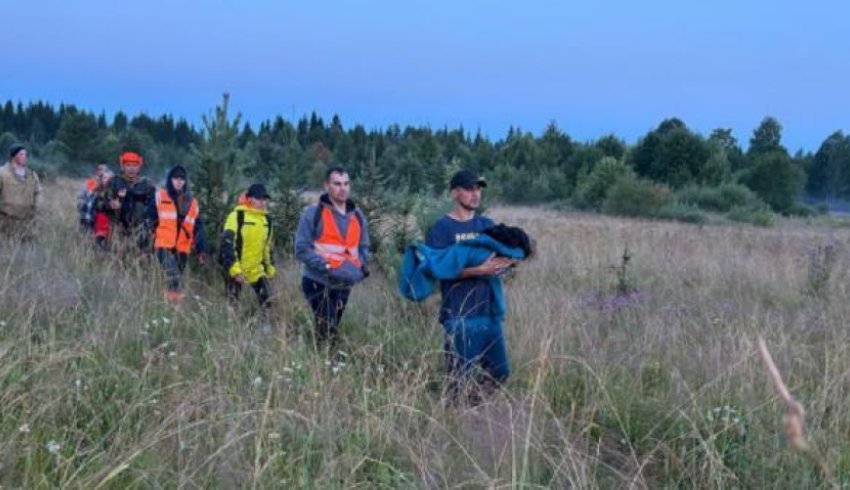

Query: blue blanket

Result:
[398,235,524,318]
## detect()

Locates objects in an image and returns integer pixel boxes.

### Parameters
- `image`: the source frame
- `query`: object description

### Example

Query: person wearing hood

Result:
[220,183,276,309]
[146,165,207,303]
[295,166,370,348]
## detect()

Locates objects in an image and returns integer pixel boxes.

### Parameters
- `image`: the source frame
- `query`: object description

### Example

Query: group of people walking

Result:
[1,142,532,405]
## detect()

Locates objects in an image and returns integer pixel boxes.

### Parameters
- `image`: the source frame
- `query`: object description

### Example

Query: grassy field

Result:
[2,179,850,488]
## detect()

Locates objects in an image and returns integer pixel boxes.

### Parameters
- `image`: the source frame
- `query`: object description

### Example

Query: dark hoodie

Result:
[145,165,207,253]
[294,193,370,287]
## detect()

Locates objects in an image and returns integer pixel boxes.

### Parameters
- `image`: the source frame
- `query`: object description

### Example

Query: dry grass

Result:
[1,180,850,487]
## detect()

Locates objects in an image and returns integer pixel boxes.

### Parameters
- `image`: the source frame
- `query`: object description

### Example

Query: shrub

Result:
[601,175,671,218]
[575,157,634,210]
[675,183,763,213]
[656,203,709,224]
[785,202,818,217]
[725,205,774,227]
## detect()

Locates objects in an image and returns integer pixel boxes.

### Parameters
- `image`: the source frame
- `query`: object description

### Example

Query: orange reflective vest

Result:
[154,189,199,253]
[314,206,361,269]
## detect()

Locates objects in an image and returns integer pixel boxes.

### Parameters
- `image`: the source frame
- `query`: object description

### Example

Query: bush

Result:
[28,159,59,183]
[726,205,774,227]
[785,202,818,217]
[656,203,709,225]
[575,157,634,210]
[740,151,804,213]
[602,175,671,218]
[675,183,763,213]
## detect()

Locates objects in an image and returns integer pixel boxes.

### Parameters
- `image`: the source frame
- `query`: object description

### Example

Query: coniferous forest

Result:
[4,94,850,245]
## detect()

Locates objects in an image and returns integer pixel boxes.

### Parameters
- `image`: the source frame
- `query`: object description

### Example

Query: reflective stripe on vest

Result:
[154,188,199,253]
[314,206,361,269]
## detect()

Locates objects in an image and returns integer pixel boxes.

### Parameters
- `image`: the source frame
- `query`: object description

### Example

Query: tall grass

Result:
[2,179,850,487]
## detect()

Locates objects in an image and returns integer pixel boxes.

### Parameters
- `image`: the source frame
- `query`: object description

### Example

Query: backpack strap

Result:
[311,204,323,239]
[235,210,245,260]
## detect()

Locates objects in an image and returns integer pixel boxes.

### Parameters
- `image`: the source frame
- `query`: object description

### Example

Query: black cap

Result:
[449,170,487,190]
[9,143,25,159]
[246,183,271,199]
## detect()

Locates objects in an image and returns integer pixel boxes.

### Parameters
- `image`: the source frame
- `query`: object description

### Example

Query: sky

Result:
[1,0,848,151]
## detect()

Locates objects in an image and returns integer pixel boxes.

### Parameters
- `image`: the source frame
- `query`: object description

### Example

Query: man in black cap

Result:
[295,166,370,349]
[425,169,518,403]
[0,143,41,238]
[220,183,276,309]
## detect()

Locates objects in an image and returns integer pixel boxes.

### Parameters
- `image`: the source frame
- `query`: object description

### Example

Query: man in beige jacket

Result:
[0,143,41,238]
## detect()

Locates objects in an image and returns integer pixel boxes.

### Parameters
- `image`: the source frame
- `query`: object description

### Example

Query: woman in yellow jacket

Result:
[219,184,276,308]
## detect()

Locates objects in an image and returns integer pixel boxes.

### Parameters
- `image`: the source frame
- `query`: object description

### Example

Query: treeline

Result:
[3,96,850,224]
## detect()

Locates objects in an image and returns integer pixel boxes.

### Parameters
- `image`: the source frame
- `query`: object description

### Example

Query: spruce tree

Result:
[191,93,249,257]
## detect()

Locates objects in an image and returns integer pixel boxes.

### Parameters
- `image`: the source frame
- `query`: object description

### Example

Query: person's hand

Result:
[477,257,518,276]
[109,199,120,210]
[233,274,247,284]
[197,252,208,266]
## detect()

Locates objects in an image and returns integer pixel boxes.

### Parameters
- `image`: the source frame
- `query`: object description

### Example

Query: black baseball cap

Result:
[246,183,271,199]
[449,170,487,190]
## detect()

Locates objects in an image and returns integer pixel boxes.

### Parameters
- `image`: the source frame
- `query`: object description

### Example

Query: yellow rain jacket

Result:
[221,202,275,284]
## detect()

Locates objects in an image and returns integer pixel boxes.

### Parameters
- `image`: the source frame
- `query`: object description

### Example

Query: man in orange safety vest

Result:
[295,167,370,349]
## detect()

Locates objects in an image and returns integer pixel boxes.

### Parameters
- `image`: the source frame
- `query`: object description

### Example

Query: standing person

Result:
[220,184,276,310]
[103,151,155,251]
[91,168,114,250]
[425,170,519,403]
[78,163,108,232]
[146,165,207,303]
[295,167,370,349]
[0,143,41,239]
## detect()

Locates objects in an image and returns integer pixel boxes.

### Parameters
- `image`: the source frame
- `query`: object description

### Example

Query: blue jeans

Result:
[302,276,351,347]
[443,316,511,388]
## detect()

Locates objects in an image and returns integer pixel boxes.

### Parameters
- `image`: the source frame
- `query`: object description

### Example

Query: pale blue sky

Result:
[2,0,847,151]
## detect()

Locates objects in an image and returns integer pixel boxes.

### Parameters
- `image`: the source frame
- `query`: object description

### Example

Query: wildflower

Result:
[152,319,159,326]
[168,351,177,358]
[162,317,171,325]
[45,441,61,454]
[0,320,7,327]
[74,379,82,390]
[18,423,30,434]
[282,367,294,374]
[268,432,281,440]
[253,376,263,387]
